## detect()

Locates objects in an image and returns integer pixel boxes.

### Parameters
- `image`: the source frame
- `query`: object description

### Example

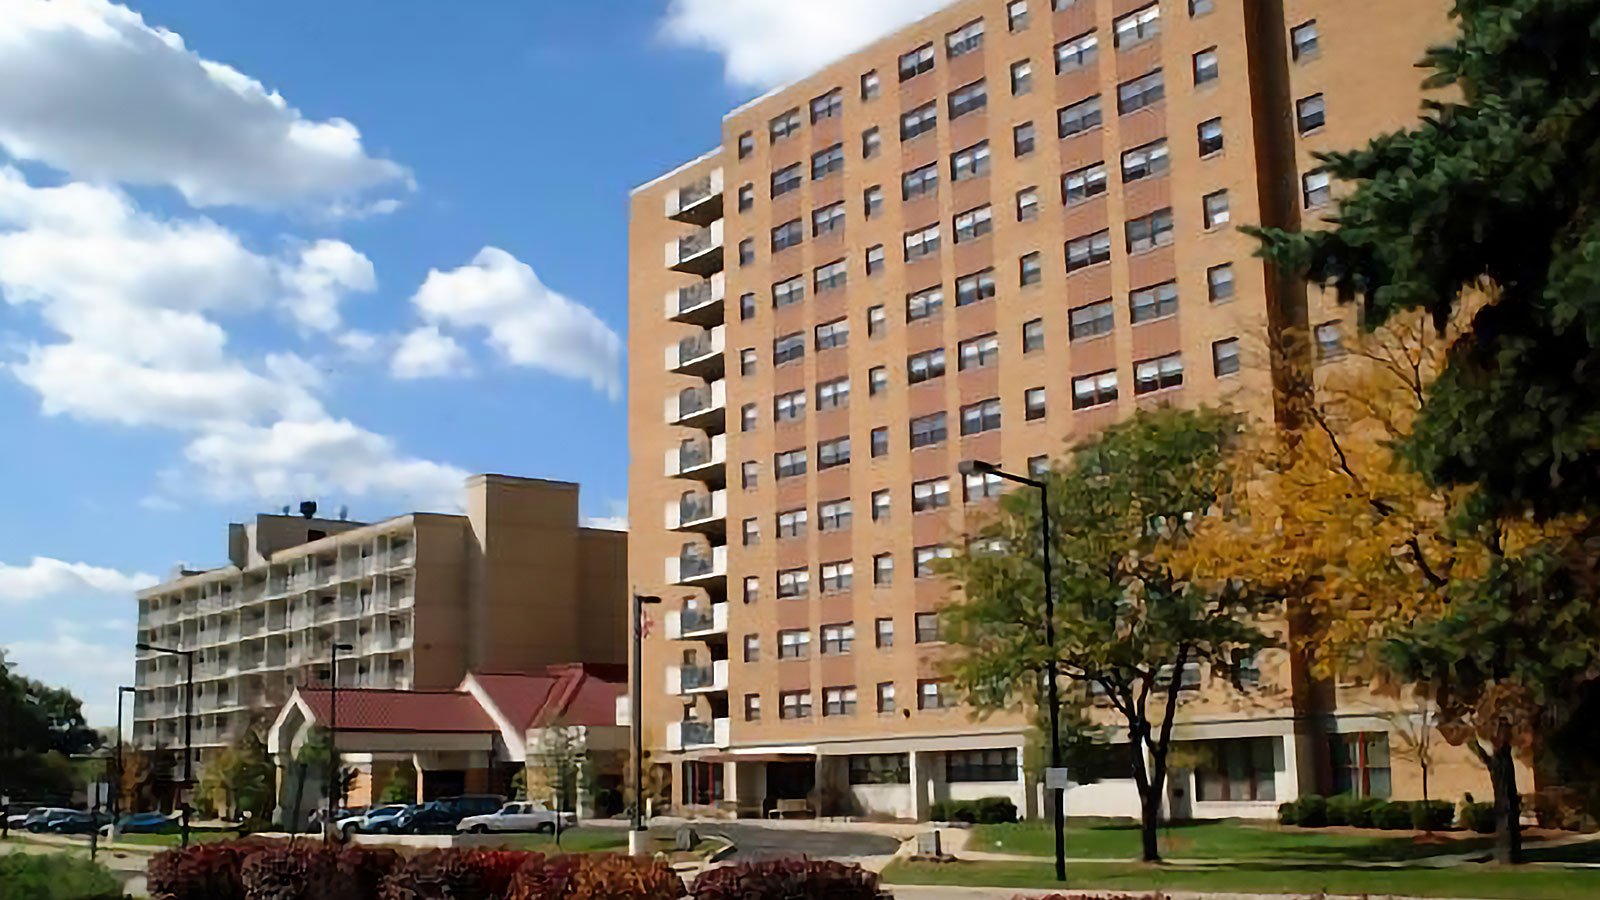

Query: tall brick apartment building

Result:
[628,0,1493,820]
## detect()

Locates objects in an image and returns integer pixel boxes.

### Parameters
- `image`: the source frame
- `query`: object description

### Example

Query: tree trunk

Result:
[1139,788,1163,863]
[1490,742,1523,865]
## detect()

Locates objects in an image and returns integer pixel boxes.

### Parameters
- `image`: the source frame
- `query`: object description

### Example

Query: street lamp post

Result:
[135,643,195,849]
[113,686,137,822]
[629,593,662,856]
[959,459,1066,884]
[327,641,355,836]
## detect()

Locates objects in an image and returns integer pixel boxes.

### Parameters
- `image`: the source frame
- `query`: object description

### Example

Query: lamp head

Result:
[958,459,997,477]
[135,642,152,651]
[333,642,355,652]
[635,594,663,605]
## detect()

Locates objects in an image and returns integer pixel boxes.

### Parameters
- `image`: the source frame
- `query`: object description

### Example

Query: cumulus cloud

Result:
[283,240,378,333]
[409,247,622,398]
[391,326,470,380]
[0,557,158,604]
[5,626,133,725]
[0,0,409,210]
[660,0,948,89]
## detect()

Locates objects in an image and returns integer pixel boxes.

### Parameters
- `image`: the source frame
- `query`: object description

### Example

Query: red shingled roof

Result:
[471,664,625,731]
[296,688,497,733]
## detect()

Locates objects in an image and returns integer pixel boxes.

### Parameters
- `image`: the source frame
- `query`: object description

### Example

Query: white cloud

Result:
[0,557,158,604]
[0,0,409,210]
[660,0,949,89]
[282,240,377,333]
[4,627,133,726]
[410,247,622,398]
[391,326,470,380]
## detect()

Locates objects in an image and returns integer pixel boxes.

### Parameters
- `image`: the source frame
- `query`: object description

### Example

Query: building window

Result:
[1023,318,1045,353]
[947,18,984,57]
[1135,352,1185,394]
[737,131,755,159]
[1014,121,1036,157]
[1193,47,1220,85]
[1303,170,1332,208]
[1070,299,1115,341]
[1198,117,1225,156]
[1203,189,1231,228]
[1114,4,1161,48]
[956,268,997,306]
[877,682,897,714]
[1126,207,1174,253]
[1131,281,1178,323]
[900,42,936,81]
[912,478,950,512]
[1208,263,1236,302]
[872,489,891,522]
[1189,0,1214,14]
[777,568,810,600]
[823,685,858,716]
[961,398,1003,435]
[904,224,941,262]
[1008,0,1030,31]
[1122,139,1169,181]
[1316,320,1346,361]
[1330,733,1392,799]
[812,261,847,296]
[965,470,1004,501]
[771,162,802,197]
[874,555,895,586]
[1195,737,1280,802]
[772,219,803,252]
[863,128,882,161]
[1025,387,1047,421]
[818,437,851,470]
[738,183,755,212]
[861,69,881,100]
[1066,229,1113,271]
[867,305,888,338]
[871,426,889,458]
[866,244,886,277]
[901,101,938,141]
[741,403,757,433]
[819,498,853,532]
[774,389,806,423]
[741,462,758,490]
[1054,31,1099,74]
[779,690,813,719]
[1073,370,1120,409]
[1017,187,1040,222]
[1213,338,1242,377]
[954,205,994,243]
[1020,251,1043,286]
[915,545,952,577]
[739,238,755,266]
[910,415,949,451]
[903,161,939,200]
[740,348,757,377]
[744,694,762,722]
[915,612,942,644]
[815,318,850,351]
[947,748,1017,782]
[1011,60,1034,96]
[777,507,807,539]
[1029,455,1049,477]
[810,88,843,124]
[813,201,845,237]
[949,79,989,120]
[1062,161,1109,204]
[917,678,954,710]
[1297,94,1327,134]
[1291,20,1321,61]
[744,634,760,662]
[816,376,850,410]
[740,292,756,321]
[770,108,801,142]
[1058,95,1103,138]
[907,286,944,323]
[775,448,808,479]
[958,333,1000,370]
[821,623,855,655]
[951,141,992,182]
[812,143,845,180]
[869,366,889,396]
[773,331,805,365]
[1117,69,1165,114]
[908,348,945,383]
[820,561,854,593]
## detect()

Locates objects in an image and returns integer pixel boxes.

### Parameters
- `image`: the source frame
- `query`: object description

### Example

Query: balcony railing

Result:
[679,332,712,362]
[679,553,714,579]
[666,168,724,224]
[680,495,712,523]
[679,281,714,312]
[681,720,716,746]
[679,229,714,258]
[679,175,714,208]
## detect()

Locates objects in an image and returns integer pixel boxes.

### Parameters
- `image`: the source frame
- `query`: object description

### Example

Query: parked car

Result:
[41,810,111,834]
[457,801,575,834]
[22,808,78,833]
[6,807,49,830]
[100,812,178,837]
[337,804,411,838]
[393,795,503,834]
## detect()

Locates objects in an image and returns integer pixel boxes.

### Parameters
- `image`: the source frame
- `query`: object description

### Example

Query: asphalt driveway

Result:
[683,822,902,861]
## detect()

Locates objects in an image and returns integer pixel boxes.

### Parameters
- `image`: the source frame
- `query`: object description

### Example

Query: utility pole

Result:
[629,593,661,856]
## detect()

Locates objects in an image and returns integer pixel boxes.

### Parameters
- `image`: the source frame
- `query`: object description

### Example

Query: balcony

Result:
[667,718,731,751]
[665,435,726,488]
[665,169,724,226]
[667,602,729,640]
[665,490,727,536]
[666,221,724,277]
[665,273,726,328]
[666,380,727,433]
[665,545,727,588]
[669,659,730,696]
[666,326,726,379]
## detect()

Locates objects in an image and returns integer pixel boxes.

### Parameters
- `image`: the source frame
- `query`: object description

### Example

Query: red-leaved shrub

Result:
[147,840,264,900]
[507,853,683,900]
[691,859,885,900]
[240,846,343,900]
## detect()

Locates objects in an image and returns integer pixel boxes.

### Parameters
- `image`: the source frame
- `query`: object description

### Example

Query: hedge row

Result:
[1277,795,1467,832]
[930,797,1018,824]
[0,852,125,900]
[147,842,886,900]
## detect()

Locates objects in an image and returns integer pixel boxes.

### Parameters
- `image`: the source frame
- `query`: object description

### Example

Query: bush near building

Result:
[931,797,1018,825]
[0,853,124,900]
[1278,795,1458,832]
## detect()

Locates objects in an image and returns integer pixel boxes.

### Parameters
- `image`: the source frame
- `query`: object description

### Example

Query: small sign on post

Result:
[1044,767,1072,791]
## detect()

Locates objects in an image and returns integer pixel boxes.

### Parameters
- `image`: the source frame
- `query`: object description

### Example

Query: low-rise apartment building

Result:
[627,0,1502,821]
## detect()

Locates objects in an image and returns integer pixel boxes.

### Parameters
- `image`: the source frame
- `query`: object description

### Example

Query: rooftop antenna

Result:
[281,505,291,516]
[338,505,349,522]
[299,500,318,520]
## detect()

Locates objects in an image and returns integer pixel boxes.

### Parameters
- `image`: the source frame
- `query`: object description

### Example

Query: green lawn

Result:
[884,859,1600,899]
[969,819,1498,862]
[112,829,240,848]
[464,827,630,854]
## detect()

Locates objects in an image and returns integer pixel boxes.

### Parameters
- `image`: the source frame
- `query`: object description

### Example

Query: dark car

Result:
[42,810,111,834]
[394,795,503,834]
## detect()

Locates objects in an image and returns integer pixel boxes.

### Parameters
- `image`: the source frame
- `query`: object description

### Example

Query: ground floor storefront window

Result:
[946,748,1017,783]
[1330,732,1392,798]
[683,760,723,806]
[1193,736,1278,802]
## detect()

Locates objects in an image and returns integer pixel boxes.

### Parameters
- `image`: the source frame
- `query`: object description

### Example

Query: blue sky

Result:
[0,0,952,725]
